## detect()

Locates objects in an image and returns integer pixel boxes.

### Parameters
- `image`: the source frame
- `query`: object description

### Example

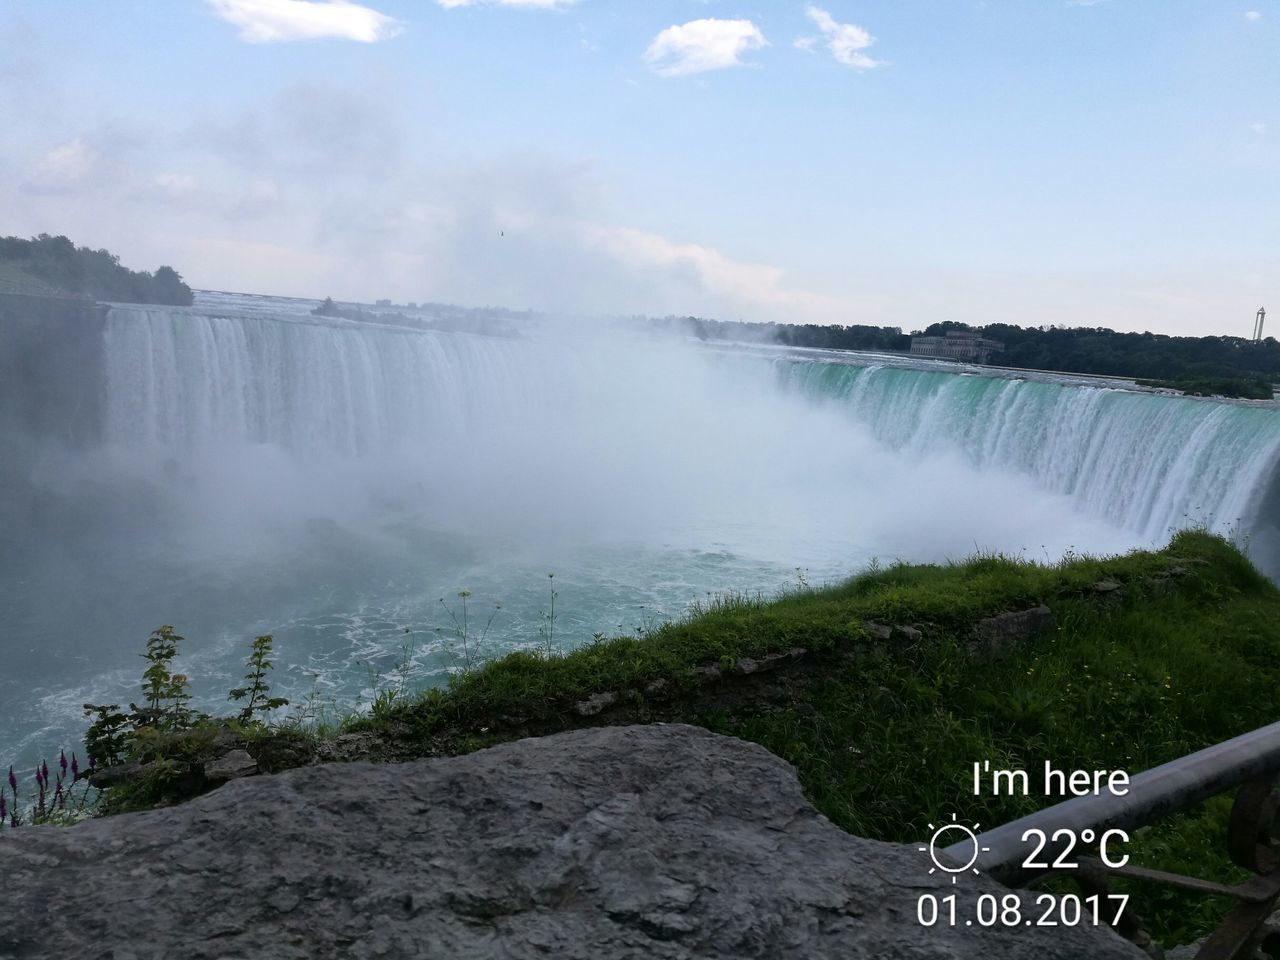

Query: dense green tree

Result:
[0,234,194,306]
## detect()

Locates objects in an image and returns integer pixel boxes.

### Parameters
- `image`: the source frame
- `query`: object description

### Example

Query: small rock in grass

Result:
[204,749,258,783]
[971,605,1055,656]
[574,691,619,717]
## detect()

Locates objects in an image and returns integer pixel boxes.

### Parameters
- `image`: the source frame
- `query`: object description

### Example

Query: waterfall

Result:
[96,302,1280,563]
[102,305,534,458]
[774,359,1280,557]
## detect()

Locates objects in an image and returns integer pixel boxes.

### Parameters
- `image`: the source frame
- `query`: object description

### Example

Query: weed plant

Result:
[437,590,503,673]
[538,574,557,658]
[1,752,98,829]
[229,634,289,723]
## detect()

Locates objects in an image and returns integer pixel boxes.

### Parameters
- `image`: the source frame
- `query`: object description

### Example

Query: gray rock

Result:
[574,691,619,717]
[314,730,384,763]
[893,624,922,642]
[971,604,1056,656]
[862,621,893,641]
[690,663,721,681]
[86,759,144,790]
[1094,579,1123,594]
[0,724,1143,960]
[1166,937,1270,960]
[736,647,805,675]
[203,748,258,783]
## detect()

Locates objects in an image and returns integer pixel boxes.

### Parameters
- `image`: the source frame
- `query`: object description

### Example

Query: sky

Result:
[0,0,1276,336]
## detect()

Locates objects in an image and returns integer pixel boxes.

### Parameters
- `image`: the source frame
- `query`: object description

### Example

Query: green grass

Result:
[1136,375,1275,400]
[0,260,62,294]
[346,529,1279,948]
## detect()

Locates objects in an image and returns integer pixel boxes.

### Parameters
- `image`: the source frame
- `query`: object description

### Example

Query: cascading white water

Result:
[774,361,1280,550]
[103,306,532,457]
[104,305,1280,547]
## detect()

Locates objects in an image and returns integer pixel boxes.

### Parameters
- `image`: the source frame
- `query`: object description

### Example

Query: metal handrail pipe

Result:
[943,720,1280,887]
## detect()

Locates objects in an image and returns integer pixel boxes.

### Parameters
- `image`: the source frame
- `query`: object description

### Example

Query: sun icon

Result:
[918,813,990,884]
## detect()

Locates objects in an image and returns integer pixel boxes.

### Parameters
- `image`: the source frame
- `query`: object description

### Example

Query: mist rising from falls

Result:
[94,303,1157,566]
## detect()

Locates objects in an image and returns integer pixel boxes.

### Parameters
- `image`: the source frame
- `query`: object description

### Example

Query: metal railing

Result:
[943,721,1280,958]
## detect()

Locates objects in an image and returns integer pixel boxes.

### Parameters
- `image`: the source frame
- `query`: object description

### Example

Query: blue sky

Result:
[1,0,1276,335]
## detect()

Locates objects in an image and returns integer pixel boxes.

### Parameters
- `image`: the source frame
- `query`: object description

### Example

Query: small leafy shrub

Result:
[229,635,289,723]
[81,626,209,769]
[72,628,291,813]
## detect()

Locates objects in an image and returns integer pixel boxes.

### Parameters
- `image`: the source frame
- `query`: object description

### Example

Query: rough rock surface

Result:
[862,621,894,641]
[1,724,1143,960]
[971,604,1056,655]
[203,748,258,782]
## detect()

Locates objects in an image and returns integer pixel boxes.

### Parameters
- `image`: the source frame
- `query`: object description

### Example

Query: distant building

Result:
[909,330,1005,364]
[375,299,392,307]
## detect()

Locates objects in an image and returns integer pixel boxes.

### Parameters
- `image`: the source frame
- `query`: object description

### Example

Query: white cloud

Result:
[645,19,768,77]
[207,0,402,43]
[801,6,880,69]
[4,80,854,324]
[587,224,849,320]
[437,0,577,7]
[1253,121,1268,135]
[1065,0,1111,6]
[154,173,199,196]
[22,139,99,193]
[1246,10,1263,20]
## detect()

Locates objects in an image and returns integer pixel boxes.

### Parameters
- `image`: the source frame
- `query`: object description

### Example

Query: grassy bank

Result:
[1136,374,1275,400]
[17,530,1280,948]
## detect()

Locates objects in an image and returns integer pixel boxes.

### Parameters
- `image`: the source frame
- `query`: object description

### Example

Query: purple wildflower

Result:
[7,765,15,793]
[71,754,79,778]
[0,793,6,821]
[41,760,49,784]
[59,750,67,776]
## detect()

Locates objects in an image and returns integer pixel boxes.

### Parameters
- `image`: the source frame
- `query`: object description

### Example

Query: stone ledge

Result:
[1,724,1147,960]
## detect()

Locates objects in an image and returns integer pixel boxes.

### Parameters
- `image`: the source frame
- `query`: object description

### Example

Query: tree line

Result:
[0,234,194,306]
[651,315,907,353]
[657,315,1280,385]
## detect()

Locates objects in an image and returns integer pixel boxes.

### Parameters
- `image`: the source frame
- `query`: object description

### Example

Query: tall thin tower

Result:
[1255,306,1267,342]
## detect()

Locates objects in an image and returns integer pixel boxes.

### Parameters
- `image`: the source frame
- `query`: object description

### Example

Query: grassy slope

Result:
[0,260,64,294]
[348,530,1279,947]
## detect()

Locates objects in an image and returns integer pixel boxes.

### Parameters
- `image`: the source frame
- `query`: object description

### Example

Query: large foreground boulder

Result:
[2,724,1142,959]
